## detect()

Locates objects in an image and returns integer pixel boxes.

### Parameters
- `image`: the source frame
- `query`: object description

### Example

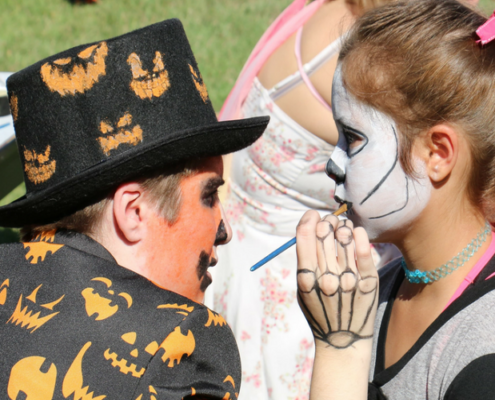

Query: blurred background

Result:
[0,0,493,242]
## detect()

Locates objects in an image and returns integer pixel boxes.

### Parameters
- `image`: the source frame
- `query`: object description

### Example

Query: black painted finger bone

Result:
[315,220,334,241]
[318,271,340,296]
[297,269,317,294]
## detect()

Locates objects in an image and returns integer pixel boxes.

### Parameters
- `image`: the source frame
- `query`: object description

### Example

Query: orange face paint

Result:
[141,156,231,302]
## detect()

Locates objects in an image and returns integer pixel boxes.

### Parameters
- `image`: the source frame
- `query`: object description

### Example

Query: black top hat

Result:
[1,19,268,228]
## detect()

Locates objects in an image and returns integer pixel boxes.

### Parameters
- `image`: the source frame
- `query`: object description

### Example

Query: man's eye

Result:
[203,190,219,208]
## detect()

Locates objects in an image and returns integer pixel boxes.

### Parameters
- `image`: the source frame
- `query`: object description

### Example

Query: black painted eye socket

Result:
[342,125,368,157]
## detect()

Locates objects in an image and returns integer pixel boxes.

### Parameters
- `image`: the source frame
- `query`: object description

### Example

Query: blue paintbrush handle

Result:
[250,237,297,272]
[249,203,350,272]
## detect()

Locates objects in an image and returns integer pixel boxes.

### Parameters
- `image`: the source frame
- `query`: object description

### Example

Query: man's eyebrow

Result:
[202,176,225,193]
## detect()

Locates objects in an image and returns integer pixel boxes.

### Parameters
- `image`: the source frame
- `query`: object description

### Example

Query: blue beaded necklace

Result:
[401,222,492,284]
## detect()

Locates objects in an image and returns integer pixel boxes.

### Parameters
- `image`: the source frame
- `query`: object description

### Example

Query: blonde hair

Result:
[339,0,495,220]
[21,162,199,241]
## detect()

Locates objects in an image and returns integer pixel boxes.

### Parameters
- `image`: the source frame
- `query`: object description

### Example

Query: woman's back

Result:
[258,0,354,145]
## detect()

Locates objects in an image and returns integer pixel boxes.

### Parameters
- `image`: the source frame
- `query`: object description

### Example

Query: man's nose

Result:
[326,158,345,184]
[215,203,232,245]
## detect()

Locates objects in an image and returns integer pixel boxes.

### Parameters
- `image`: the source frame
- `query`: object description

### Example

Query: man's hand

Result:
[296,211,378,349]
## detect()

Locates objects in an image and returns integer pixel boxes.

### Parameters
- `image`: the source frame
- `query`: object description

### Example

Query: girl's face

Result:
[327,66,432,241]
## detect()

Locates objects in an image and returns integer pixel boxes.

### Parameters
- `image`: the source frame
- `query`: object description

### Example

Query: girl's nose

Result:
[326,158,345,184]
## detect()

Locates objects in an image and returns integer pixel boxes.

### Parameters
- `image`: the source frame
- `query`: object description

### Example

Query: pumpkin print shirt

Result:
[0,230,240,399]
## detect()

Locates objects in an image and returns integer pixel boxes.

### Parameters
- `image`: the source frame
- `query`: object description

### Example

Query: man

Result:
[0,19,268,398]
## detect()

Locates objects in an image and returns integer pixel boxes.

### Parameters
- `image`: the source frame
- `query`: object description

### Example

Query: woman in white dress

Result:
[206,1,397,399]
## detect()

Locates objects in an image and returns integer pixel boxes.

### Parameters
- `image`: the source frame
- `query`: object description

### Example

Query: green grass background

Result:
[0,0,494,242]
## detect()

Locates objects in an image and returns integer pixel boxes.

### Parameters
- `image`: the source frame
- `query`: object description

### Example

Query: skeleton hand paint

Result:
[326,66,431,241]
[296,212,378,349]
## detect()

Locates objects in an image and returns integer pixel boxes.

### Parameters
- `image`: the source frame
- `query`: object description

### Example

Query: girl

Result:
[297,0,495,398]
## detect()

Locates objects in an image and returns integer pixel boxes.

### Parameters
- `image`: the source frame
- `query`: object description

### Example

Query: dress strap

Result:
[268,26,340,109]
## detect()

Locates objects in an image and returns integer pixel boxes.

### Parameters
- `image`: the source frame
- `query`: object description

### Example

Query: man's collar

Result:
[50,230,117,263]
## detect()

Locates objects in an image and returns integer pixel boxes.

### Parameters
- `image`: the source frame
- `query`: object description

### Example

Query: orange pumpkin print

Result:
[135,385,158,400]
[82,277,132,321]
[7,284,64,333]
[189,64,209,103]
[0,279,9,305]
[23,230,64,264]
[63,342,106,400]
[23,145,56,185]
[8,356,57,400]
[205,308,227,327]
[40,42,108,96]
[160,326,196,367]
[9,94,18,122]
[222,375,238,400]
[97,112,143,156]
[157,303,194,317]
[127,51,170,99]
[103,331,156,378]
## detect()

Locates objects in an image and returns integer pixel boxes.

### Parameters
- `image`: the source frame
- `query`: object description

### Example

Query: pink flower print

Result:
[270,152,285,167]
[304,145,319,161]
[279,338,314,400]
[260,269,295,342]
[266,101,274,112]
[279,144,297,160]
[225,199,247,224]
[213,283,230,317]
[240,330,251,341]
[236,230,245,242]
[243,362,262,389]
[308,163,326,174]
[282,269,291,279]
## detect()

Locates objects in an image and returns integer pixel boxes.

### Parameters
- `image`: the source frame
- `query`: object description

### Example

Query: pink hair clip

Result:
[476,11,495,45]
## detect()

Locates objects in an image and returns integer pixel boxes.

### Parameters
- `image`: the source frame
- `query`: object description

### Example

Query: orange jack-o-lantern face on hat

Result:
[97,112,143,156]
[9,94,18,122]
[40,42,108,96]
[81,277,132,321]
[7,284,65,333]
[127,51,170,99]
[189,64,209,103]
[23,145,56,185]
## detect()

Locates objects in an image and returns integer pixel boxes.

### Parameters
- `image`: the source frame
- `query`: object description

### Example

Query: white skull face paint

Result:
[327,65,431,241]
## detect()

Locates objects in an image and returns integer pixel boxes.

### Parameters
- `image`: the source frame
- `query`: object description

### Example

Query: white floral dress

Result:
[205,77,339,400]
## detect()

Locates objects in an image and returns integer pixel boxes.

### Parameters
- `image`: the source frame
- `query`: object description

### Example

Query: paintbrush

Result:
[250,202,351,271]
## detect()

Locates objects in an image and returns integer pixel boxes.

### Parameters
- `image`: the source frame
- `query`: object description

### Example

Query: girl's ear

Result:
[420,124,459,183]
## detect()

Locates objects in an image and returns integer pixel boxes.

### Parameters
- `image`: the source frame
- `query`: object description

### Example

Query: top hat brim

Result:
[0,116,268,228]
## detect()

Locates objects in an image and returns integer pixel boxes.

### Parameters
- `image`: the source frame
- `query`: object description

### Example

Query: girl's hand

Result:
[296,210,378,350]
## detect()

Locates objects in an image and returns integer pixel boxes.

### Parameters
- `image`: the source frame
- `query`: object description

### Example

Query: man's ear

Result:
[420,124,459,183]
[113,182,151,243]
